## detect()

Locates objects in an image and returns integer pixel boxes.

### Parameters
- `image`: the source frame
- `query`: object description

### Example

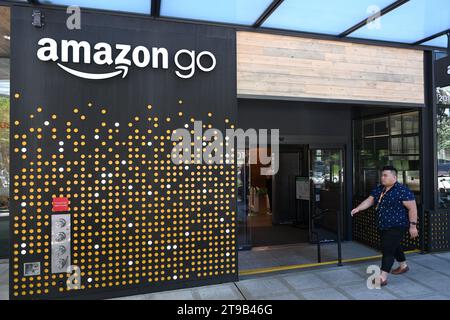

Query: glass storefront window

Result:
[354,111,420,201]
[390,137,402,154]
[390,114,402,135]
[403,113,420,134]
[0,95,8,200]
[374,118,389,136]
[436,51,450,209]
[437,105,450,208]
[404,136,419,154]
[0,5,9,258]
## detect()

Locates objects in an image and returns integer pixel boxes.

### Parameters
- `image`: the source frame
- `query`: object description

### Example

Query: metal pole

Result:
[420,208,426,254]
[317,232,321,263]
[447,33,450,54]
[337,209,343,266]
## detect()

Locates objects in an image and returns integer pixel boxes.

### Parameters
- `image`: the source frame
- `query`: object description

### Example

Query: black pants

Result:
[380,227,407,273]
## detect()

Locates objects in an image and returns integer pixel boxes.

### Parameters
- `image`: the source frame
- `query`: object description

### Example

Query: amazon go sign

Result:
[36,38,217,80]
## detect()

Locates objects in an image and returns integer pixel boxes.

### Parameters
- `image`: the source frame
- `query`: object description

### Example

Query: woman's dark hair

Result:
[382,165,398,177]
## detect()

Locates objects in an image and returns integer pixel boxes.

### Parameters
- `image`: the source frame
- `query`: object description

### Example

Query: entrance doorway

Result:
[237,144,366,271]
[238,145,345,247]
[236,101,422,274]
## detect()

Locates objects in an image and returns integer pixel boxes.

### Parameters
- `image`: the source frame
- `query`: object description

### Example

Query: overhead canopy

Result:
[14,0,450,49]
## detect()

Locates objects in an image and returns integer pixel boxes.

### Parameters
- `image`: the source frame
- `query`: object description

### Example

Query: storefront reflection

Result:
[437,105,450,208]
[354,111,421,202]
[0,5,9,258]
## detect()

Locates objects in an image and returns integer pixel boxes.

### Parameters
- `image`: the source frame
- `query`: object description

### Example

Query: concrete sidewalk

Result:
[1,252,450,300]
[114,252,450,300]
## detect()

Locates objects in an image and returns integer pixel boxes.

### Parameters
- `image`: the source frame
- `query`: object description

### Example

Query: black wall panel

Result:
[352,200,422,251]
[10,6,237,299]
[427,210,450,252]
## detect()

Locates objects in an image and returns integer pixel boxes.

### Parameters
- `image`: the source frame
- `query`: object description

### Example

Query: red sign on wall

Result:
[52,197,69,212]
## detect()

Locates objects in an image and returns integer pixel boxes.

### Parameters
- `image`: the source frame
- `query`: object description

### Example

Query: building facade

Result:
[0,0,449,300]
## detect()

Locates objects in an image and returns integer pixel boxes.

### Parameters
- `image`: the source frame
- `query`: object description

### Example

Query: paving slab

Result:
[316,268,364,285]
[386,277,434,298]
[235,277,292,299]
[281,273,330,291]
[407,293,450,300]
[408,254,450,276]
[259,292,303,300]
[113,288,196,300]
[301,287,350,300]
[196,283,245,300]
[404,272,450,293]
[433,252,450,261]
[339,282,399,300]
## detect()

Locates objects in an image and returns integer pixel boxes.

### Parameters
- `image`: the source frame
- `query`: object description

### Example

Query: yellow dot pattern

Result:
[11,99,237,298]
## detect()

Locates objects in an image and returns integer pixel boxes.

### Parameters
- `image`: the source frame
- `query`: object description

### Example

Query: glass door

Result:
[309,148,345,244]
[237,148,251,250]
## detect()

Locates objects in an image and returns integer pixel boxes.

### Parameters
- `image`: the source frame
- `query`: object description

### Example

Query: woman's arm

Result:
[351,196,375,216]
[403,200,418,238]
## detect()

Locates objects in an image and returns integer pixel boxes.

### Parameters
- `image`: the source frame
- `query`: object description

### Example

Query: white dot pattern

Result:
[370,182,415,230]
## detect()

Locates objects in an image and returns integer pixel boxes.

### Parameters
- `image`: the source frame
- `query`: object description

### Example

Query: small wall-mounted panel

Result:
[51,214,71,274]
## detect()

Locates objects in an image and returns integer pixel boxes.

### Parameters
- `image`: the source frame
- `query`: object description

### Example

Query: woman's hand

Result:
[409,226,419,239]
[351,208,360,217]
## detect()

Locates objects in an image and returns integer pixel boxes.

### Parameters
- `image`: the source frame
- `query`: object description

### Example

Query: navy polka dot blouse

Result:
[370,182,415,230]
